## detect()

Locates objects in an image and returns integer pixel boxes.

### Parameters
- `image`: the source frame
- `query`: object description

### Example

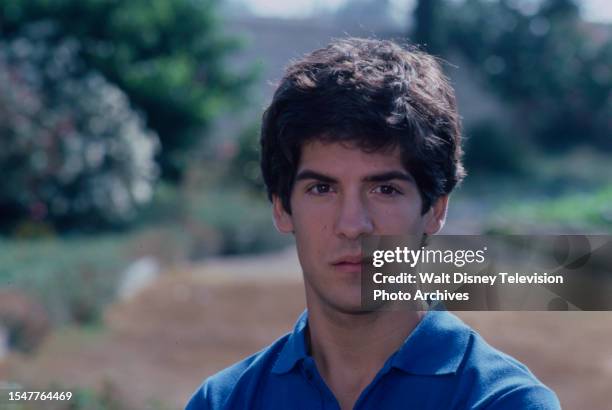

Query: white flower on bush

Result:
[0,25,160,227]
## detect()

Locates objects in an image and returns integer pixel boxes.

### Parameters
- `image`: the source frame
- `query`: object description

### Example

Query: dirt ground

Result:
[5,249,612,410]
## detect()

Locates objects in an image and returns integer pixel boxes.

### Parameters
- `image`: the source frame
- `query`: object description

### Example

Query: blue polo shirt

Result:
[186,310,561,409]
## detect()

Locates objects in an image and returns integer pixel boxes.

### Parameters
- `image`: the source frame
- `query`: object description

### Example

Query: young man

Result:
[186,38,561,410]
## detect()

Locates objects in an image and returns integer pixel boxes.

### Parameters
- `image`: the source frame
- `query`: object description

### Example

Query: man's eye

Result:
[373,185,402,196]
[308,183,332,195]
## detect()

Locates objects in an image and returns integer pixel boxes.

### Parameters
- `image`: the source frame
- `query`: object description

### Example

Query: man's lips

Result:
[331,255,369,273]
[331,254,373,265]
[332,255,363,265]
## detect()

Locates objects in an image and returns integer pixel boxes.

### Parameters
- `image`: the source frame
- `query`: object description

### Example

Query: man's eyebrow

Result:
[294,170,415,184]
[294,170,338,183]
[364,171,415,184]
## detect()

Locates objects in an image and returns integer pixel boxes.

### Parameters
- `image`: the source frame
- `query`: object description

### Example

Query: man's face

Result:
[273,140,448,314]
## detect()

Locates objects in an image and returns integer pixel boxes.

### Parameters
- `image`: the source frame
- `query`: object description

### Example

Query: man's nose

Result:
[333,193,374,240]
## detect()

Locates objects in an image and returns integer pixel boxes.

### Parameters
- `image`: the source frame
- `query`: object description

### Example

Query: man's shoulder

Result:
[185,333,290,410]
[458,326,561,409]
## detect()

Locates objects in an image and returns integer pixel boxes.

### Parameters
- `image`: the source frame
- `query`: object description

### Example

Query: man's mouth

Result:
[331,255,366,273]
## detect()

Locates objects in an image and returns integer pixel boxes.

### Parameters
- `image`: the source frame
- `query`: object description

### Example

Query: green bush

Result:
[490,185,612,232]
[137,182,290,257]
[228,124,265,193]
[0,28,159,233]
[0,0,256,182]
[464,120,529,176]
[186,188,289,256]
[0,235,128,324]
[444,0,612,152]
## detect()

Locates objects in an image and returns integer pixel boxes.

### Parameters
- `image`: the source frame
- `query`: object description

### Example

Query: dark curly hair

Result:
[260,37,465,214]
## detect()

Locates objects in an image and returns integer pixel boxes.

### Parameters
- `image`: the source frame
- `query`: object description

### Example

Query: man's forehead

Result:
[298,140,403,170]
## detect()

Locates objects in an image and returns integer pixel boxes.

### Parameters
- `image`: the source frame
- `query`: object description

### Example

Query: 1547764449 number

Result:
[8,391,73,401]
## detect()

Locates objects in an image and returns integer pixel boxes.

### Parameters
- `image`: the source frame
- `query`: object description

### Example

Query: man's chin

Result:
[326,297,391,315]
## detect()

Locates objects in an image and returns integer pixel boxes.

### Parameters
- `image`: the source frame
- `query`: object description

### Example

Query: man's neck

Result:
[305,303,425,409]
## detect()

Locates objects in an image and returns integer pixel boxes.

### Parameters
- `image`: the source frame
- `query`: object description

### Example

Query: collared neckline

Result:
[271,310,309,374]
[271,308,471,376]
[388,309,471,375]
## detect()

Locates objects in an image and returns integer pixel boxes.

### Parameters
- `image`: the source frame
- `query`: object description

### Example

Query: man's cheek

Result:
[372,208,416,231]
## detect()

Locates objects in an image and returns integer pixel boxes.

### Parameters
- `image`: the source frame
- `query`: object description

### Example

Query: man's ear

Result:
[424,195,449,235]
[272,195,294,234]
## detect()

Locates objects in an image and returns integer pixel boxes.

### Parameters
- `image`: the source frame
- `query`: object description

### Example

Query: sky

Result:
[581,0,612,22]
[238,0,612,23]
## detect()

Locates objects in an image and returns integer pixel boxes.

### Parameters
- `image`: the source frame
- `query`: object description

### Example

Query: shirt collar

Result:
[271,308,470,376]
[389,308,471,375]
[271,309,309,374]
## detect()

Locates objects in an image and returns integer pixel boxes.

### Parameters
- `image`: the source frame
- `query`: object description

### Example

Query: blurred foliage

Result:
[0,0,256,183]
[0,235,127,324]
[0,289,49,352]
[464,119,529,175]
[227,123,265,193]
[0,184,288,330]
[185,187,287,256]
[0,29,159,233]
[413,0,612,152]
[413,0,446,54]
[490,185,612,232]
[0,0,257,234]
[136,181,287,257]
[459,146,611,199]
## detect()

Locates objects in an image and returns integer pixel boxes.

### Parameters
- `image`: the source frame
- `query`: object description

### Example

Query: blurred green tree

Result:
[0,0,255,183]
[413,0,446,55]
[412,0,612,153]
[228,123,264,193]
